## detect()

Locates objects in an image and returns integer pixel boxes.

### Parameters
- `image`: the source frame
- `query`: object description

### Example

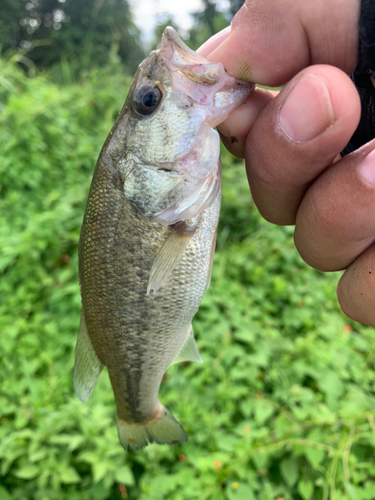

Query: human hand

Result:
[198,0,375,328]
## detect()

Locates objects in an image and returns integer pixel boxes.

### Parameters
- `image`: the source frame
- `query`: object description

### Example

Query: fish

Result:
[74,27,253,451]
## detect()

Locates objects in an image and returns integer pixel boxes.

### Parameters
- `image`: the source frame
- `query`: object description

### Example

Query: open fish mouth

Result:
[158,26,254,126]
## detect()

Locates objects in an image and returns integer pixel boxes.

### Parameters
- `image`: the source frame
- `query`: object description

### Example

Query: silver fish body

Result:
[74,27,253,450]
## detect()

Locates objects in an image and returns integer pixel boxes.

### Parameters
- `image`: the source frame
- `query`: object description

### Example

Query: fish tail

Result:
[116,405,188,451]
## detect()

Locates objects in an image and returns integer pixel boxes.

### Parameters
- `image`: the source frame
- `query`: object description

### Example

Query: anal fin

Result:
[73,311,103,403]
[147,221,196,295]
[170,324,203,366]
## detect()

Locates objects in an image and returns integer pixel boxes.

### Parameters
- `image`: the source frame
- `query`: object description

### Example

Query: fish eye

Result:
[133,84,162,116]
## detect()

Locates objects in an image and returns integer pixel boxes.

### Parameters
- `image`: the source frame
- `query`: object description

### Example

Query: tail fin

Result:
[116,405,188,451]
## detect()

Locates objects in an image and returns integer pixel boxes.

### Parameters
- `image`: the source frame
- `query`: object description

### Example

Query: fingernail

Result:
[359,149,375,185]
[278,74,335,143]
[197,26,231,57]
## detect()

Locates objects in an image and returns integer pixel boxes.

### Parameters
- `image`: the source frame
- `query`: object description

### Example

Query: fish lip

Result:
[161,27,186,52]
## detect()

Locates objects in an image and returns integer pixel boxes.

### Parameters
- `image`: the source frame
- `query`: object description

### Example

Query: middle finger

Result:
[295,140,375,272]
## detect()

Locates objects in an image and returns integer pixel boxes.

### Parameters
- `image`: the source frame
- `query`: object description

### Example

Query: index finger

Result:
[199,0,360,86]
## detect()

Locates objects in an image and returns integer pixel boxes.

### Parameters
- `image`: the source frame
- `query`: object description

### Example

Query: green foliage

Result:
[2,58,375,500]
[0,0,144,75]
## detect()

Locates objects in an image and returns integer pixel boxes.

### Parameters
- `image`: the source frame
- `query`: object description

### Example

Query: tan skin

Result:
[197,0,375,328]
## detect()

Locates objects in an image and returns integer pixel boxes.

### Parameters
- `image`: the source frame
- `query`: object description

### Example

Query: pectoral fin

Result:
[147,221,196,295]
[73,311,103,403]
[170,324,203,365]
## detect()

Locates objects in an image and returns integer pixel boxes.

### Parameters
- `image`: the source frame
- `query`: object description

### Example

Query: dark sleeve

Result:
[342,0,375,156]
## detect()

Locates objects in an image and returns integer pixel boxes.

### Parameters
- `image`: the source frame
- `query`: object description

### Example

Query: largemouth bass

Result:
[74,27,253,450]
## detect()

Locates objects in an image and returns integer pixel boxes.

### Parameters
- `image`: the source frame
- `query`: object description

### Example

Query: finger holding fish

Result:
[216,87,274,158]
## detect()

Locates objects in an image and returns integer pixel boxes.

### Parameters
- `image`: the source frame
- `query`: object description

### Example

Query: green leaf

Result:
[280,457,299,487]
[67,435,85,451]
[60,467,81,484]
[79,451,99,465]
[240,399,253,417]
[226,484,255,500]
[14,464,40,479]
[361,482,375,500]
[215,433,238,452]
[235,484,255,500]
[317,371,344,401]
[251,453,269,470]
[298,478,314,500]
[93,461,110,483]
[304,447,325,468]
[345,483,358,500]
[254,399,274,425]
[0,486,12,500]
[86,480,112,500]
[115,466,134,485]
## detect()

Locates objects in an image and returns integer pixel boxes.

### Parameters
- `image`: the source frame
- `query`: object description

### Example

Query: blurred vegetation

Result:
[151,13,180,53]
[0,0,144,75]
[147,0,245,52]
[188,0,229,50]
[1,2,375,500]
